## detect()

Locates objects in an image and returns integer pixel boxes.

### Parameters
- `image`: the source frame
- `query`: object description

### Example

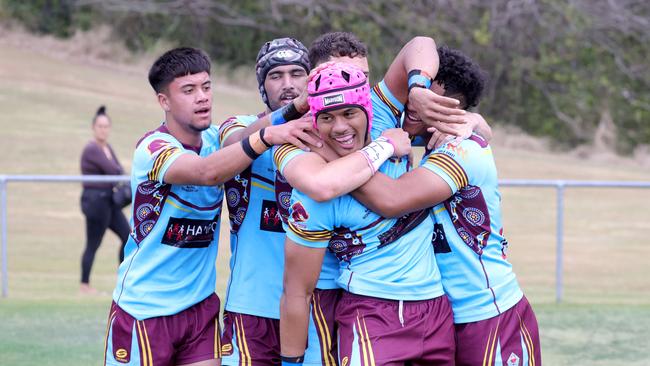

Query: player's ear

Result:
[157,92,171,112]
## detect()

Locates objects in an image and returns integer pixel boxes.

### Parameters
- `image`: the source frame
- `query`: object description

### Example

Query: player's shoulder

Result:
[435,134,490,162]
[220,114,260,129]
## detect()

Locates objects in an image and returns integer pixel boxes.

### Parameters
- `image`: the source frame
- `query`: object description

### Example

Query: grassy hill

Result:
[1,39,649,365]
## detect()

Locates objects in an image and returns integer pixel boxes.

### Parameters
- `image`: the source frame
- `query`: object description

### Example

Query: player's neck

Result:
[164,117,203,147]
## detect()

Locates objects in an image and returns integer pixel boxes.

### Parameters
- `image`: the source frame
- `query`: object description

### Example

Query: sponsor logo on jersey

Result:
[162,216,219,248]
[115,348,128,362]
[260,199,285,233]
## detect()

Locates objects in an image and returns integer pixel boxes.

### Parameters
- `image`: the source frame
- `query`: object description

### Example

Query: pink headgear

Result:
[307,63,373,136]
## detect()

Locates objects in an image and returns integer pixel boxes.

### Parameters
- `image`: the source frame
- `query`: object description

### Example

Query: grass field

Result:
[1,39,650,365]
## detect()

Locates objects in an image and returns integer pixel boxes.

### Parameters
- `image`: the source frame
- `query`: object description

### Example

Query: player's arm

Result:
[220,98,317,149]
[425,112,494,150]
[279,128,411,202]
[383,37,465,124]
[164,125,314,186]
[350,167,453,218]
[280,238,326,361]
[221,114,322,151]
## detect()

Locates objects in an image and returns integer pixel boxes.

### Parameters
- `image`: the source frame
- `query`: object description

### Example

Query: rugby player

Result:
[104,47,310,366]
[218,38,348,366]
[350,46,542,366]
[279,43,457,366]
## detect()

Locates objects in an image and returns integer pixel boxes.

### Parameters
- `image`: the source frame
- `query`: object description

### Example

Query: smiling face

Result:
[316,107,369,156]
[264,64,308,111]
[158,71,212,133]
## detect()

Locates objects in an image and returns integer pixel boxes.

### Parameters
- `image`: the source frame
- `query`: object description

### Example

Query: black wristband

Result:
[281,354,305,363]
[241,137,261,160]
[259,128,273,148]
[281,101,302,122]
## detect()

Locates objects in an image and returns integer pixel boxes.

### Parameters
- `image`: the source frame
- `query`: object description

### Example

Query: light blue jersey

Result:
[218,114,287,319]
[273,80,410,290]
[284,180,443,301]
[279,80,444,300]
[113,125,223,320]
[421,135,523,323]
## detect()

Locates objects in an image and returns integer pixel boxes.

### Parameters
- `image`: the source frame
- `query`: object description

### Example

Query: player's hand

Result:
[381,128,411,157]
[408,87,466,126]
[264,116,322,151]
[426,127,457,150]
[293,90,309,114]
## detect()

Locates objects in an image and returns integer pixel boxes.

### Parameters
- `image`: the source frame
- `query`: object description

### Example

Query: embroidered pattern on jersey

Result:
[132,180,170,244]
[445,185,491,254]
[377,209,428,248]
[224,167,251,234]
[329,227,366,262]
[274,170,292,225]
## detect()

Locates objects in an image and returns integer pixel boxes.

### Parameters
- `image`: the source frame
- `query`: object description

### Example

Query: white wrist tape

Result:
[357,136,395,174]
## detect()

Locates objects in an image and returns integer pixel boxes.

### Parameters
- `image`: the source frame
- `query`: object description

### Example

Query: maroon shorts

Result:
[220,311,281,365]
[336,292,455,366]
[220,289,339,366]
[104,293,222,366]
[455,296,541,366]
[306,288,340,366]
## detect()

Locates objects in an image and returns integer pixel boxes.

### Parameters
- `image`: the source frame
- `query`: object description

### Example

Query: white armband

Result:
[357,136,395,174]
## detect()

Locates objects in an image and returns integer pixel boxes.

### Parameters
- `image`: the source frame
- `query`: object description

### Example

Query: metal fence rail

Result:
[1,175,650,300]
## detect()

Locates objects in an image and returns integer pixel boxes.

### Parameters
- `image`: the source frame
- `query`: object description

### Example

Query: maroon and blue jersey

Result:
[422,135,523,323]
[112,124,223,320]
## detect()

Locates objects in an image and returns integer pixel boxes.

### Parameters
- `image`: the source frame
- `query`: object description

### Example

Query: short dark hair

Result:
[308,32,368,67]
[148,47,211,93]
[434,45,487,109]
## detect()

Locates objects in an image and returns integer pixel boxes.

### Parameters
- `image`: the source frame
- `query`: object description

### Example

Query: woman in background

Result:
[79,106,130,294]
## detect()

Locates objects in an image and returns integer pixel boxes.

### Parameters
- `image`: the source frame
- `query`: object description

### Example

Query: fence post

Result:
[1,176,7,298]
[556,182,565,303]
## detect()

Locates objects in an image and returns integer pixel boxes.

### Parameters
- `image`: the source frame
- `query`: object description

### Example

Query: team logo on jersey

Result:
[432,223,452,254]
[260,200,284,233]
[290,202,309,222]
[114,348,128,362]
[341,356,349,366]
[323,93,345,106]
[147,139,171,155]
[507,352,520,366]
[162,216,219,248]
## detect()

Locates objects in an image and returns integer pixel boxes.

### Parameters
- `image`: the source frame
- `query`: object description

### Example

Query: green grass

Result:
[1,40,649,365]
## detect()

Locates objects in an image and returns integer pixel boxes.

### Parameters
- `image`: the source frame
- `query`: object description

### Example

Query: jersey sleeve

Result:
[273,143,307,175]
[370,80,405,139]
[218,115,256,145]
[420,135,490,194]
[133,134,189,184]
[283,189,335,249]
